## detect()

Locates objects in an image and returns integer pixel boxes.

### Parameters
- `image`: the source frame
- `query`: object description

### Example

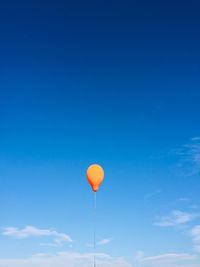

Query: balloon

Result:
[86,164,104,192]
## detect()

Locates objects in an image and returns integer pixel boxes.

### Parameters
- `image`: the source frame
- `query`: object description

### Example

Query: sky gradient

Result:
[1,1,200,266]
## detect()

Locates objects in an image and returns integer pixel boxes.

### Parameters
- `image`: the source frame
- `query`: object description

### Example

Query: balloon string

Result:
[94,192,96,267]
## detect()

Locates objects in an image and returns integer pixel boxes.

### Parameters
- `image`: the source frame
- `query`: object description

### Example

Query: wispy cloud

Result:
[175,137,200,176]
[154,210,199,227]
[1,226,72,247]
[178,197,190,203]
[97,238,112,245]
[191,225,200,253]
[192,137,200,141]
[138,253,198,267]
[87,237,112,247]
[0,251,132,267]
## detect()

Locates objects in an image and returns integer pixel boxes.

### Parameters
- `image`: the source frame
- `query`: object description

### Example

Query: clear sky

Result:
[0,1,200,267]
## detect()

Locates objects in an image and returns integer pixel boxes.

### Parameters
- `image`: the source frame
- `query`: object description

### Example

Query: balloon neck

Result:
[92,186,99,192]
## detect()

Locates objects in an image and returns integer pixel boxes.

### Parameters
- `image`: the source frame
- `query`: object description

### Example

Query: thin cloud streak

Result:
[175,137,200,176]
[191,225,200,253]
[1,226,72,247]
[0,251,132,267]
[97,238,112,245]
[137,252,199,267]
[154,210,199,227]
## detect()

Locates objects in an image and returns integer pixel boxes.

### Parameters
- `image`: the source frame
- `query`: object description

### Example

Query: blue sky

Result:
[1,1,200,266]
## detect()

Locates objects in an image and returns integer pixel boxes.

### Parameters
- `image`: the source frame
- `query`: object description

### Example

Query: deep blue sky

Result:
[0,1,200,267]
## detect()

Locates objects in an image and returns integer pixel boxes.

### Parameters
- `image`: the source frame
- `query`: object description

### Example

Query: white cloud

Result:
[191,226,200,243]
[1,226,72,247]
[138,252,199,267]
[97,238,112,245]
[0,251,132,267]
[135,251,145,261]
[191,225,200,253]
[155,210,198,227]
[86,237,112,247]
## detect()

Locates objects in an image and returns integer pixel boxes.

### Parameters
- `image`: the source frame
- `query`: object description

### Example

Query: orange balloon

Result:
[86,164,104,192]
